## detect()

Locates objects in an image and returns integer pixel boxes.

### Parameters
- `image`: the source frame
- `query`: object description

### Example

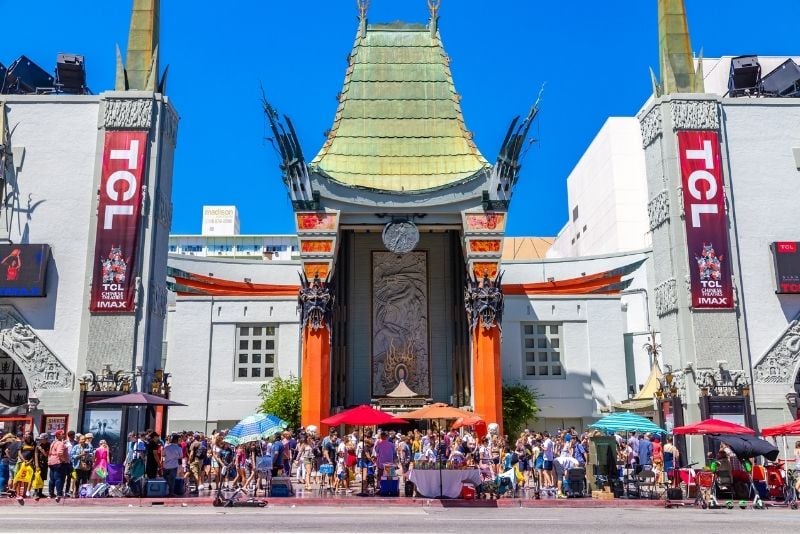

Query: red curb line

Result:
[0,496,667,508]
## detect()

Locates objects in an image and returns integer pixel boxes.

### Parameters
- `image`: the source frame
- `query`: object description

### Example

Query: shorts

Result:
[543,460,553,471]
[337,472,347,481]
[189,460,202,481]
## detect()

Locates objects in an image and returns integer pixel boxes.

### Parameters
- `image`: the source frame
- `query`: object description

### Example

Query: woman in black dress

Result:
[145,432,162,479]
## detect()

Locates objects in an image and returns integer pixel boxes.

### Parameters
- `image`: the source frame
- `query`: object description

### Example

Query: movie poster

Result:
[82,408,122,460]
[677,130,733,309]
[89,131,148,313]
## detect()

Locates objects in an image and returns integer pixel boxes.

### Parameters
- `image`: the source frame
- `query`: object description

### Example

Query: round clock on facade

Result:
[382,220,419,254]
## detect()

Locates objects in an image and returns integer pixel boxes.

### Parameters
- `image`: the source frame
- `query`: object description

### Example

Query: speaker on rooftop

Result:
[728,55,761,96]
[761,59,800,97]
[55,53,87,95]
[5,55,54,94]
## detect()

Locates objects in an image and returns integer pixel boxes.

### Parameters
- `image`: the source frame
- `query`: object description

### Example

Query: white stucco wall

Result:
[2,97,99,378]
[502,295,628,425]
[166,257,302,431]
[722,100,800,425]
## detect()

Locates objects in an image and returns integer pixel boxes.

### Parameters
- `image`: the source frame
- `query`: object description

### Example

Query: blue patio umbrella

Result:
[589,412,665,434]
[223,413,288,445]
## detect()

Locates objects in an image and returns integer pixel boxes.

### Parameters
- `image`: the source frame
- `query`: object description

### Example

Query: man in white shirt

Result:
[555,449,579,498]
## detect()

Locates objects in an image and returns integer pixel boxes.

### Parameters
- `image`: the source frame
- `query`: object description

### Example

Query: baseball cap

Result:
[38,433,48,440]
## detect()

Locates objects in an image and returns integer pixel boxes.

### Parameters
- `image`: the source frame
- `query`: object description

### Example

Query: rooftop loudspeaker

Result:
[55,53,87,95]
[761,59,800,97]
[728,55,761,96]
[5,55,54,94]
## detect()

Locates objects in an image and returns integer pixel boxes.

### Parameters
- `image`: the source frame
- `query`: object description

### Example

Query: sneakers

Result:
[56,496,62,503]
[198,484,205,490]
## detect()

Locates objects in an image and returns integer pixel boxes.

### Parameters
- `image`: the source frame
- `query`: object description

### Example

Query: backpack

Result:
[195,443,208,461]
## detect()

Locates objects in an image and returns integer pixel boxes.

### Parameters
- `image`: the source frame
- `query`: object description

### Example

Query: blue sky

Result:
[1,1,797,236]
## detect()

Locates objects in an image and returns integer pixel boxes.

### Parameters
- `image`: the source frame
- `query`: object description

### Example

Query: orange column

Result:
[472,325,503,433]
[301,324,331,432]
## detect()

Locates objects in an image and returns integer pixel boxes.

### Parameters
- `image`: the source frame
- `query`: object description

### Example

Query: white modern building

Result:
[169,205,299,261]
[548,118,651,260]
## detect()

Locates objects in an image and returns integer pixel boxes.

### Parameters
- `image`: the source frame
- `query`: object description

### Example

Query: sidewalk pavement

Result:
[0,492,667,508]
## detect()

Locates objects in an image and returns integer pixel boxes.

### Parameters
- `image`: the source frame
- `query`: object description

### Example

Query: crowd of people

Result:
[3,425,799,503]
[0,430,110,505]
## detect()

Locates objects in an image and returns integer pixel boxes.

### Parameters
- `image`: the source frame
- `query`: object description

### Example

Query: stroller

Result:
[756,459,799,509]
[713,435,782,509]
[563,467,587,498]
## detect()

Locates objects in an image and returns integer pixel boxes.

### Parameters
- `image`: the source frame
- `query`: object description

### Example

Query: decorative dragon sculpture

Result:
[465,272,504,331]
[298,271,334,331]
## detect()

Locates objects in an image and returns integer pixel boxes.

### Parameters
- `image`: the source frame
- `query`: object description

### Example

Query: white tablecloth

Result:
[408,469,482,498]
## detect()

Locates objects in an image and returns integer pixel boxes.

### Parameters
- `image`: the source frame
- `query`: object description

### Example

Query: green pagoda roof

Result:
[310,22,489,193]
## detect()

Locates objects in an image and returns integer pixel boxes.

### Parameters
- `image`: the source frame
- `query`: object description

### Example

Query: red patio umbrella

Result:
[451,414,484,429]
[672,418,755,436]
[321,405,407,426]
[760,419,800,437]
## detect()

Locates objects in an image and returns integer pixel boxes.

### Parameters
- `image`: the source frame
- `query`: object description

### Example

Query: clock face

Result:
[382,221,419,254]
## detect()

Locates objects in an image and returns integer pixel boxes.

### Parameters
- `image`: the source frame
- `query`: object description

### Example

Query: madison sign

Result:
[89,131,148,312]
[678,130,733,309]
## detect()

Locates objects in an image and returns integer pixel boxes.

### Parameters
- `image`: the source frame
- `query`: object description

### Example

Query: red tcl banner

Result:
[678,130,733,309]
[90,131,148,312]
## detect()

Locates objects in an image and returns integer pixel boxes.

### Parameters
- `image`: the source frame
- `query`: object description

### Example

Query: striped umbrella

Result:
[223,413,287,445]
[589,412,665,434]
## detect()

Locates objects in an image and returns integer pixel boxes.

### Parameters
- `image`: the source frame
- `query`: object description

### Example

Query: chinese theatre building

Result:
[166,2,645,433]
[0,0,176,458]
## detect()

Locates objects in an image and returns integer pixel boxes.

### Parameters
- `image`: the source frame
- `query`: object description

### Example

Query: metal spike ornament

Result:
[655,0,704,96]
[115,0,161,92]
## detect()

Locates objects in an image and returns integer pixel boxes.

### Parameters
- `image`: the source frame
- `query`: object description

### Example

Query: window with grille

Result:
[0,353,29,406]
[235,325,277,380]
[522,323,564,379]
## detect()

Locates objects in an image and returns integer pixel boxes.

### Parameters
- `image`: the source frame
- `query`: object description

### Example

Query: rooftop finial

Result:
[357,0,369,37]
[428,0,441,36]
[115,0,161,92]
[655,0,704,96]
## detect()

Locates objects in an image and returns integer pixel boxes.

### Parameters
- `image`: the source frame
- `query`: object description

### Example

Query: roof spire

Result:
[655,0,703,96]
[357,0,369,38]
[428,0,440,36]
[115,0,161,91]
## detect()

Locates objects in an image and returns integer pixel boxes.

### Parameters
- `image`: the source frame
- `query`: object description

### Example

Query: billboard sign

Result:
[677,130,733,309]
[89,131,148,312]
[0,244,50,297]
[772,241,800,293]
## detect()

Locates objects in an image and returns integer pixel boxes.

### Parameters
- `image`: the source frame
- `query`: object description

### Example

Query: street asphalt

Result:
[1,505,799,533]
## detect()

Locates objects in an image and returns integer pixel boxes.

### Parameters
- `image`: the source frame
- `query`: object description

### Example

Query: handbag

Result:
[14,463,33,485]
[32,470,44,490]
[220,465,228,476]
